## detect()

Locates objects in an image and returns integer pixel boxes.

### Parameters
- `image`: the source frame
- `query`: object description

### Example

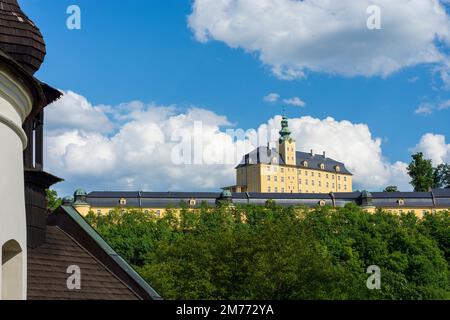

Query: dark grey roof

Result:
[236,147,284,168]
[236,147,352,175]
[295,151,352,175]
[83,189,450,209]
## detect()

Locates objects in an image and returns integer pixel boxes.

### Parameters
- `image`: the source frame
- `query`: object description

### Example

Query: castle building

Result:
[231,116,353,193]
[68,189,450,220]
[0,0,160,300]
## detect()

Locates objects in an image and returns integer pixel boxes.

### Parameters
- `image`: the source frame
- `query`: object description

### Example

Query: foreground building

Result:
[231,116,353,193]
[0,0,160,300]
[69,188,450,219]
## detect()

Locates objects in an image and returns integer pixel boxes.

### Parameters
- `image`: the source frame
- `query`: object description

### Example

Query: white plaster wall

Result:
[0,68,33,300]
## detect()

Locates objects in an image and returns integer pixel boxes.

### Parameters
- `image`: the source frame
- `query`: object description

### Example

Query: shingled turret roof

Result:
[0,0,46,74]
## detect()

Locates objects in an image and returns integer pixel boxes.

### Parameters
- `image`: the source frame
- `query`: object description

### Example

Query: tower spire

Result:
[279,109,291,144]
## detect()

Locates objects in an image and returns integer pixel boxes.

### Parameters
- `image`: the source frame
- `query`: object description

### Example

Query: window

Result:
[332,175,335,179]
[305,171,308,176]
[268,187,271,192]
[318,173,321,178]
[326,174,329,179]
[398,199,405,206]
[335,166,341,172]
[298,170,301,175]
[189,199,196,206]
[319,200,326,207]
[312,180,315,186]
[332,183,335,189]
[306,180,309,185]
[281,168,284,173]
[267,175,271,181]
[318,181,321,187]
[326,182,329,188]
[344,176,347,182]
[275,187,278,193]
[299,178,302,184]
[344,185,347,190]
[338,176,341,181]
[282,188,285,192]
[320,163,325,170]
[2,240,23,300]
[303,161,309,167]
[338,184,341,190]
[311,172,314,177]
[274,176,278,182]
[281,177,285,182]
[119,198,127,206]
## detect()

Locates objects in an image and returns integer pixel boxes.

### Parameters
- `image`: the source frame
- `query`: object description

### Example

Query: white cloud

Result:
[45,91,422,195]
[283,97,306,107]
[45,91,114,133]
[188,0,450,80]
[415,99,450,114]
[415,103,434,115]
[411,133,450,165]
[263,93,280,103]
[438,99,450,110]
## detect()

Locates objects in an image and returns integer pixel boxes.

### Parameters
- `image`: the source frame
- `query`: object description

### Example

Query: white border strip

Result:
[0,113,28,150]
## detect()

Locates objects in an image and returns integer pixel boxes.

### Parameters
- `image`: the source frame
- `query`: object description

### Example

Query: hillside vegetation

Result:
[85,203,450,300]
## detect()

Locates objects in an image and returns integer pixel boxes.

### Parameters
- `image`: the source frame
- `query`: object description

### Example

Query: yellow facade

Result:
[236,163,352,193]
[73,202,446,220]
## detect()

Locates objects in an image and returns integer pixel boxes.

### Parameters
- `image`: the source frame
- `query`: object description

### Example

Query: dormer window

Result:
[189,199,196,206]
[335,166,341,172]
[320,163,325,170]
[303,161,309,167]
[272,157,278,164]
[119,198,127,206]
[318,200,326,207]
[397,199,405,206]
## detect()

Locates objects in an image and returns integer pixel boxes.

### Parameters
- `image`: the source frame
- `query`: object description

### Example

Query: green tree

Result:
[383,186,399,192]
[85,204,450,300]
[46,189,62,212]
[434,164,450,189]
[407,153,435,192]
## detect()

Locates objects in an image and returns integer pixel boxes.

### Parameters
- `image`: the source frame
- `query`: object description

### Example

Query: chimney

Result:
[310,149,314,157]
[323,151,326,158]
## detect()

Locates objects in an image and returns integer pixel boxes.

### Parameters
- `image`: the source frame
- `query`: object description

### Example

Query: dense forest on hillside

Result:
[85,203,450,300]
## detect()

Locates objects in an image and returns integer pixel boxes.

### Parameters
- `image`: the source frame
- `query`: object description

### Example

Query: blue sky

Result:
[22,0,450,195]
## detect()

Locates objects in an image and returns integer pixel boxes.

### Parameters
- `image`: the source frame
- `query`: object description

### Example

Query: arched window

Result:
[303,161,309,167]
[2,240,23,300]
[320,163,325,170]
